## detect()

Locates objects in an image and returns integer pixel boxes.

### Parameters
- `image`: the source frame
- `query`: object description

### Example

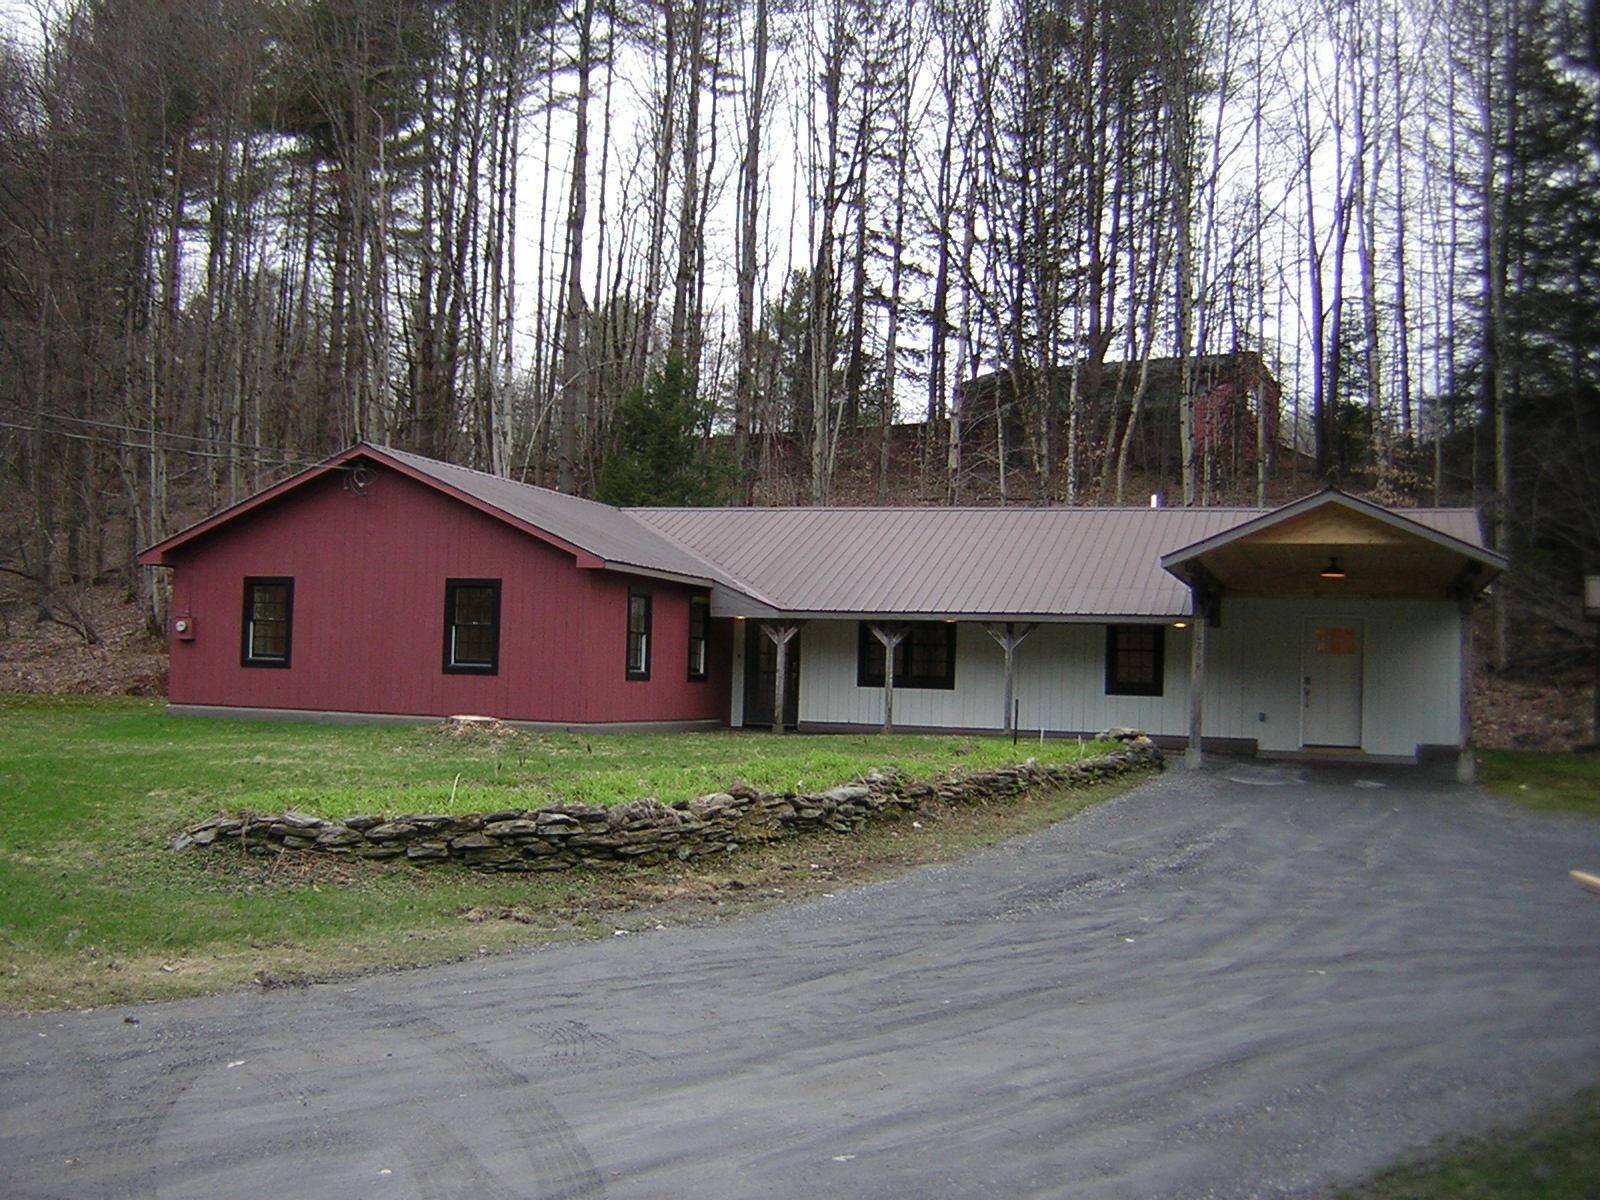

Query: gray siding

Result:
[734,599,1463,758]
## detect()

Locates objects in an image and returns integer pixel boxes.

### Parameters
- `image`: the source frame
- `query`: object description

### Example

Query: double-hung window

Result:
[627,591,652,680]
[443,580,501,674]
[1105,624,1164,696]
[856,621,957,690]
[687,596,710,681]
[241,577,293,667]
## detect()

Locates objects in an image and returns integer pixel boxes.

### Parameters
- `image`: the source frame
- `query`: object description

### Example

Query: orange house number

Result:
[1313,627,1357,655]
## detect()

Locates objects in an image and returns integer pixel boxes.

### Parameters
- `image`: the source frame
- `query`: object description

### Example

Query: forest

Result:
[0,0,1596,675]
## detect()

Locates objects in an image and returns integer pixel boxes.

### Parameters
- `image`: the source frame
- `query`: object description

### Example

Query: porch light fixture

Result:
[1172,621,1189,629]
[1319,557,1347,581]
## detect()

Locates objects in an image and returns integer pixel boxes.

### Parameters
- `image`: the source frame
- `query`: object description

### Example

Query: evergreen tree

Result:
[596,357,731,507]
[1497,1,1600,584]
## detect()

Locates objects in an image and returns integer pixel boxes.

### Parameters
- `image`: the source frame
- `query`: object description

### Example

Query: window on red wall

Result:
[627,590,652,680]
[443,580,501,674]
[241,577,293,668]
[687,596,710,681]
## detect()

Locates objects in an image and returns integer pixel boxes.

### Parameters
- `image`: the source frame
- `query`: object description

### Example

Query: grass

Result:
[1479,750,1600,819]
[0,695,1128,1011]
[1334,1088,1600,1200]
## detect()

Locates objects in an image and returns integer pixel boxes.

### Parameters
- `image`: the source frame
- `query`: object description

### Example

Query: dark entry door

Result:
[743,622,800,729]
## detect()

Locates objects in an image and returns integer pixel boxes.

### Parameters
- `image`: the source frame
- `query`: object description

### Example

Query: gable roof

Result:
[371,446,760,594]
[1159,489,1505,601]
[140,444,1500,622]
[138,443,765,600]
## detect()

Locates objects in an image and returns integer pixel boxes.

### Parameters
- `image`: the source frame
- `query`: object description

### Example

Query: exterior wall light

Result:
[1319,557,1346,581]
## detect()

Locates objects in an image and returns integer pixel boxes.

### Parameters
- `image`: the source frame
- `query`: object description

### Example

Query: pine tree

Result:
[596,357,731,507]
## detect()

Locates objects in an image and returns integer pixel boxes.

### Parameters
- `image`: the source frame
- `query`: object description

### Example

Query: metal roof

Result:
[1159,490,1500,576]
[1157,492,1502,603]
[631,506,1198,619]
[142,443,1495,622]
[140,444,763,598]
[373,446,757,593]
[632,503,1493,621]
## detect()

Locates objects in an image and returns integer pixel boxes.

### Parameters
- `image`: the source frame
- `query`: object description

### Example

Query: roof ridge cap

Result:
[373,443,639,516]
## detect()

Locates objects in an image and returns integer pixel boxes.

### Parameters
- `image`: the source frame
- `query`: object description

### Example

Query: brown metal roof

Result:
[631,506,1231,619]
[142,443,1494,621]
[373,446,758,592]
[141,444,758,596]
[632,502,1493,621]
[1160,491,1503,601]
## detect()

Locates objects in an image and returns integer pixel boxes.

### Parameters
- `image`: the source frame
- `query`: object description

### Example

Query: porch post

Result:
[984,621,1036,733]
[1186,594,1207,769]
[870,623,909,732]
[762,621,800,734]
[1457,597,1475,783]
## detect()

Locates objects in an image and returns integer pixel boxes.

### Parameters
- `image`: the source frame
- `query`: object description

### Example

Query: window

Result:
[687,596,710,681]
[627,590,652,680]
[443,580,500,674]
[1106,624,1164,696]
[241,577,293,667]
[856,622,957,690]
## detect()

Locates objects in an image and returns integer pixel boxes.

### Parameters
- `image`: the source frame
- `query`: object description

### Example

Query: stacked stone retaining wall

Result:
[171,737,1163,872]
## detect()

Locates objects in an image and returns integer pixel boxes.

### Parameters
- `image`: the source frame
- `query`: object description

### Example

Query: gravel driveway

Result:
[3,759,1598,1199]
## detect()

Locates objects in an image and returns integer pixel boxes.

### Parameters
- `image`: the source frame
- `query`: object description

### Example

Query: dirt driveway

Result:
[3,760,1598,1199]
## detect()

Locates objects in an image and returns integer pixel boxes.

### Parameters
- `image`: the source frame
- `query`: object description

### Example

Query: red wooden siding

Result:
[165,464,726,724]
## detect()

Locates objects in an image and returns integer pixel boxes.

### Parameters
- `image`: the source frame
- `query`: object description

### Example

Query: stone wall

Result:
[171,736,1164,872]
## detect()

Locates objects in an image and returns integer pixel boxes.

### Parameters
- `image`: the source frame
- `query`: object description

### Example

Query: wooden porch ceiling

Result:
[1173,505,1499,601]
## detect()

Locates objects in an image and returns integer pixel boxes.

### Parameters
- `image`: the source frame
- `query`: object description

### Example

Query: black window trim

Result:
[240,576,294,668]
[856,621,957,690]
[442,578,502,675]
[626,589,653,681]
[1105,623,1165,697]
[687,595,710,682]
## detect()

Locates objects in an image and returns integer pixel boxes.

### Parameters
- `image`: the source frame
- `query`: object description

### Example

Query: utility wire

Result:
[0,418,339,472]
[22,409,306,456]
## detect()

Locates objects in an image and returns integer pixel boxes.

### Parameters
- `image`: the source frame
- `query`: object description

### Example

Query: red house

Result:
[141,442,1504,774]
[138,444,731,728]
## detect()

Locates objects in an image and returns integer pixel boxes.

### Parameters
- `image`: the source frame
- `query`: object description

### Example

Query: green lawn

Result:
[1480,750,1600,819]
[1335,1088,1600,1200]
[0,695,1119,1010]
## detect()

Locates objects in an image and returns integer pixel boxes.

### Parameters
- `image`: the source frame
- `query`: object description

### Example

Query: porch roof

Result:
[1158,490,1505,602]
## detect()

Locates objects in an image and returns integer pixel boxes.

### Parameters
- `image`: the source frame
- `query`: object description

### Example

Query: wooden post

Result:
[1457,597,1476,783]
[870,622,909,733]
[762,621,799,734]
[1186,596,1207,769]
[984,621,1036,733]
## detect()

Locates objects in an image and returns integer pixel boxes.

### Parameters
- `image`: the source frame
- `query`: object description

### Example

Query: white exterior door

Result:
[1301,619,1364,748]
